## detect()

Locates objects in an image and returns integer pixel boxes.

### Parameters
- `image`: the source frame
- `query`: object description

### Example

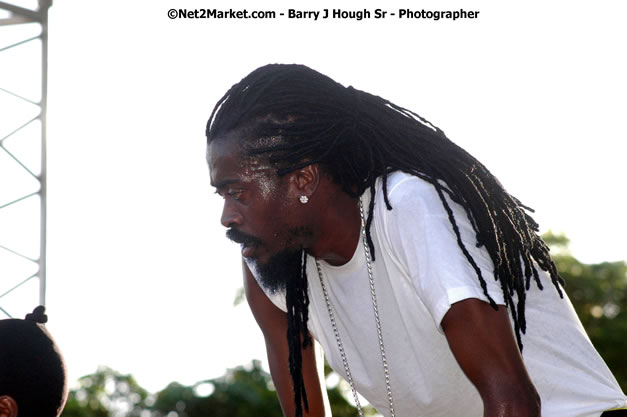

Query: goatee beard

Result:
[246,248,304,294]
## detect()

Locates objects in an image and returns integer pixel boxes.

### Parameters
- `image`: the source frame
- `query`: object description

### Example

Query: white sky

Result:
[1,0,625,393]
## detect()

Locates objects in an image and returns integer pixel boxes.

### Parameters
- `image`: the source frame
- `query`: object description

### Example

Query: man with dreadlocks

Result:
[206,64,627,417]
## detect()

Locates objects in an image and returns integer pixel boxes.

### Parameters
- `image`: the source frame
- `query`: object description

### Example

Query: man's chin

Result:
[244,248,303,294]
[242,249,269,271]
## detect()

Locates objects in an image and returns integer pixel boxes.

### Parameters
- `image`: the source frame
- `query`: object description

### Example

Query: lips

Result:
[226,228,263,258]
[227,229,260,244]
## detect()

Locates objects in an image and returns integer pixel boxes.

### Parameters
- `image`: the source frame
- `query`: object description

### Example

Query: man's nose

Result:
[220,202,243,228]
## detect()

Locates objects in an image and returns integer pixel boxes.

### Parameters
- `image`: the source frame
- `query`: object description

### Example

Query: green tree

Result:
[150,360,373,417]
[150,360,281,417]
[63,362,372,417]
[61,367,151,417]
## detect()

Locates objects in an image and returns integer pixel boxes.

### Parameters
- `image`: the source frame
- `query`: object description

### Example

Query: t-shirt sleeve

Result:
[378,175,505,333]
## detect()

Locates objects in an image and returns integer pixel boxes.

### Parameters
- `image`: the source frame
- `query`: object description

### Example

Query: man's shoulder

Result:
[373,171,444,217]
[381,171,430,193]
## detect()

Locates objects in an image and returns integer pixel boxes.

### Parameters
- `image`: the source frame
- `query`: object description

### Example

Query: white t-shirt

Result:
[262,171,627,417]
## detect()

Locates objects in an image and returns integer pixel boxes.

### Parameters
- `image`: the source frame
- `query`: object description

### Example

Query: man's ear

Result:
[0,396,18,417]
[288,163,320,200]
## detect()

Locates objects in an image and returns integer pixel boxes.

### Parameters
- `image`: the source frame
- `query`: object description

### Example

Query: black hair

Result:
[0,306,67,417]
[207,64,564,417]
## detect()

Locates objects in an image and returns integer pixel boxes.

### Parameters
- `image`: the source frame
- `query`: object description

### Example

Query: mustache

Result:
[226,228,263,247]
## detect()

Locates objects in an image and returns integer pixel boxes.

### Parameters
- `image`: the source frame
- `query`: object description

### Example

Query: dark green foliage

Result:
[151,360,282,417]
[61,367,150,417]
[62,362,373,417]
[151,360,374,417]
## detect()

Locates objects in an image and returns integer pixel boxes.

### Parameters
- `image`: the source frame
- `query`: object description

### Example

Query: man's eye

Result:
[227,189,243,200]
[214,188,243,200]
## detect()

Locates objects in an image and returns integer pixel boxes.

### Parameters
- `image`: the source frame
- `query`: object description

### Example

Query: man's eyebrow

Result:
[211,178,241,189]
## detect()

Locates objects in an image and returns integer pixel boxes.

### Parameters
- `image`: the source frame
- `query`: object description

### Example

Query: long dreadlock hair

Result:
[206,64,565,417]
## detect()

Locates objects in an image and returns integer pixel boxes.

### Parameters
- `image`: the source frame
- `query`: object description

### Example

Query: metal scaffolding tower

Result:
[0,0,51,318]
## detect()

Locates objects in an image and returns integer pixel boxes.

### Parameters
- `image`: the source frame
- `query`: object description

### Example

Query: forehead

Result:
[207,136,276,189]
[208,138,245,186]
[207,135,240,171]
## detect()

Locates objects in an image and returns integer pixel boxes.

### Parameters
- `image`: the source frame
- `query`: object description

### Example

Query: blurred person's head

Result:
[0,306,67,417]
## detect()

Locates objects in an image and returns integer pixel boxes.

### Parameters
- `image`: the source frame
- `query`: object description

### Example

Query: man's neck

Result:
[306,182,362,267]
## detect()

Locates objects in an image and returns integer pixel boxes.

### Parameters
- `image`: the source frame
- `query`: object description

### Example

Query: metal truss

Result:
[0,0,51,318]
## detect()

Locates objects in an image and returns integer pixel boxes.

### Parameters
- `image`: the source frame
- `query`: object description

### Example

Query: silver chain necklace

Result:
[315,199,396,417]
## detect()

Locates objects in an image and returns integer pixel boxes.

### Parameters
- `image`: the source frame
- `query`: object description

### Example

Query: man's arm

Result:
[243,261,328,417]
[441,298,541,417]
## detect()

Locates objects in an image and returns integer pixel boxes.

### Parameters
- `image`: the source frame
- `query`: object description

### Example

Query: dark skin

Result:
[208,136,542,417]
[208,136,361,267]
[0,396,18,417]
